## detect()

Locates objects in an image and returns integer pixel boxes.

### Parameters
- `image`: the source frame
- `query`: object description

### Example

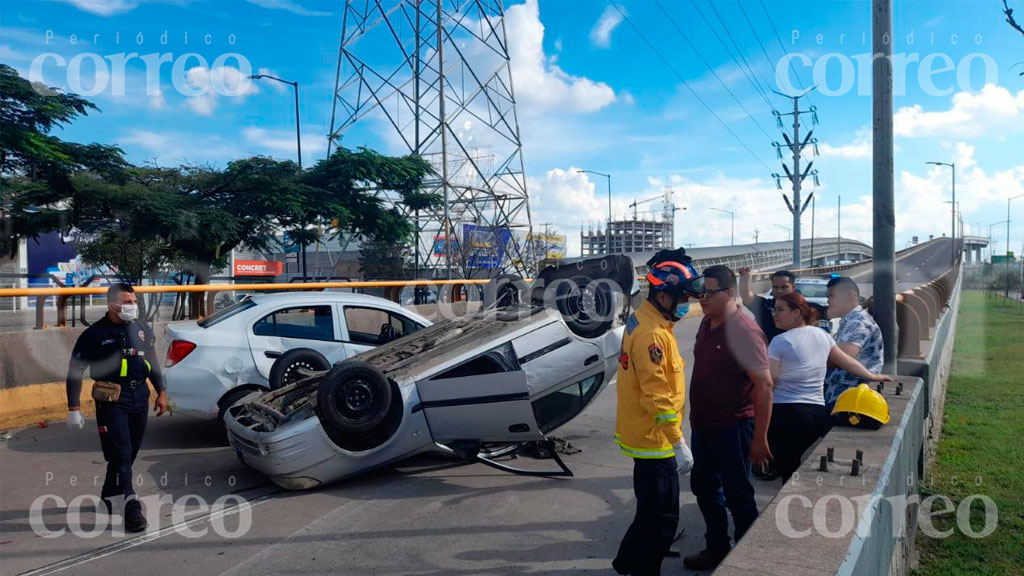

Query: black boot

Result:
[124,498,148,533]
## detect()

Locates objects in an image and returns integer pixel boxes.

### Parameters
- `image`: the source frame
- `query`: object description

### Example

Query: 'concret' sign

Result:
[234,260,284,276]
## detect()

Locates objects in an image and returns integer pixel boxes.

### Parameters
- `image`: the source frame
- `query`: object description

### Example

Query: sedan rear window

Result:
[797,283,829,299]
[198,297,256,328]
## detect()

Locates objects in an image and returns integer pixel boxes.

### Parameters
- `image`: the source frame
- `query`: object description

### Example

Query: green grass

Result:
[913,291,1024,576]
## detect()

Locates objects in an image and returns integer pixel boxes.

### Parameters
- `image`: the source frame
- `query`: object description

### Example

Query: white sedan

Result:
[163,292,431,421]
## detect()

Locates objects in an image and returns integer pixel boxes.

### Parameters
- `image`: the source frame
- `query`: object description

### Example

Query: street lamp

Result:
[926,161,956,263]
[988,220,1009,262]
[252,73,305,278]
[577,169,612,254]
[1008,193,1024,296]
[709,207,735,246]
[775,224,791,241]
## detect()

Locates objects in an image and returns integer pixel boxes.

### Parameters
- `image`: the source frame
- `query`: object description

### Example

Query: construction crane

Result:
[629,189,680,221]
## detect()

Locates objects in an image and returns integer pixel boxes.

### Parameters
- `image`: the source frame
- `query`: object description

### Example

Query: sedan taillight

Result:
[166,340,197,367]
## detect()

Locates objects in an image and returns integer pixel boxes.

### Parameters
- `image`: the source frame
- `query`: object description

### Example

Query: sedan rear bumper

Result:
[224,404,435,490]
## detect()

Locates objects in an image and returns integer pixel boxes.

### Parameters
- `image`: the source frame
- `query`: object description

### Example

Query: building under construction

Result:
[581,218,674,256]
[582,189,679,255]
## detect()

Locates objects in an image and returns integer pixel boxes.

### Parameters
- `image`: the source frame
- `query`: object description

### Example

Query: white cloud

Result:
[184,66,256,116]
[149,89,166,110]
[590,5,624,49]
[894,84,1024,139]
[897,143,1024,244]
[528,167,633,256]
[54,0,194,16]
[243,126,326,164]
[56,0,138,15]
[120,129,242,165]
[505,0,616,115]
[819,129,872,160]
[245,0,330,16]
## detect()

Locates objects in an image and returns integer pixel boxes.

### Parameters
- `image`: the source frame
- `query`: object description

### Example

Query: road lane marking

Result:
[17,494,275,576]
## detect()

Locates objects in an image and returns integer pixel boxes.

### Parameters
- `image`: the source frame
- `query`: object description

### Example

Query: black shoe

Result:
[682,548,729,571]
[611,558,630,575]
[124,499,148,533]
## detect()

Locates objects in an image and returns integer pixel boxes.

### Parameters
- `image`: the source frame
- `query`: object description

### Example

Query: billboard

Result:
[234,260,284,276]
[462,224,513,269]
[431,235,459,258]
[525,232,566,261]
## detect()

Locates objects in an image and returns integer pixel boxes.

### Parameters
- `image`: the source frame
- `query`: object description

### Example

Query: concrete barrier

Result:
[713,377,925,576]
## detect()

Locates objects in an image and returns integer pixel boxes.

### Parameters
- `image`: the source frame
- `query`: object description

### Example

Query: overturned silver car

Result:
[224,256,638,490]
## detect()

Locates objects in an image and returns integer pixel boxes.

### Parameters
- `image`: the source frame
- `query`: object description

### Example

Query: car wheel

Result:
[269,349,331,391]
[554,275,615,338]
[316,360,392,435]
[218,387,262,424]
[483,274,527,309]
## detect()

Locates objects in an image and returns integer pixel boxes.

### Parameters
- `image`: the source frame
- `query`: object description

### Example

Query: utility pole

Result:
[837,194,842,265]
[810,195,816,266]
[927,161,956,264]
[772,89,819,268]
[873,0,897,374]
[1009,194,1024,297]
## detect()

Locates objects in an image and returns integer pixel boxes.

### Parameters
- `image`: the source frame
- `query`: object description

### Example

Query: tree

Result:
[359,235,411,280]
[2,65,440,318]
[0,64,128,255]
[1005,0,1024,39]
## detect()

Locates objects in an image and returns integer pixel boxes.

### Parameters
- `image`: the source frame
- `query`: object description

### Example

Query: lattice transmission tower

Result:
[327,0,536,279]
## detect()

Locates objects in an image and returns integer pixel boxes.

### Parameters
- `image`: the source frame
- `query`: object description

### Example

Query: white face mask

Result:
[117,303,138,322]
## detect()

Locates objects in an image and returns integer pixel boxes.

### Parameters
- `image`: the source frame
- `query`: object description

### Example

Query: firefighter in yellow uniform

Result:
[613,256,703,576]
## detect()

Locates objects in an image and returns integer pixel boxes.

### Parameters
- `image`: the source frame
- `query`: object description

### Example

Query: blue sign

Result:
[282,232,301,254]
[462,224,512,269]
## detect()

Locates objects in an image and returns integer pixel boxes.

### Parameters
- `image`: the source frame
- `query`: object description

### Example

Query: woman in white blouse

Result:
[766,292,891,481]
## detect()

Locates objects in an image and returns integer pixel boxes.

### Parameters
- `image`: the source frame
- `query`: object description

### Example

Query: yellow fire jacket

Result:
[614,299,685,459]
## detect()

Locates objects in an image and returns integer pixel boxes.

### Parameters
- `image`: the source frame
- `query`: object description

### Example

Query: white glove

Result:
[67,410,85,430]
[673,440,694,476]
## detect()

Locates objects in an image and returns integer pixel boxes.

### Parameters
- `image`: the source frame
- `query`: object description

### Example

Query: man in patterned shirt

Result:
[824,277,884,410]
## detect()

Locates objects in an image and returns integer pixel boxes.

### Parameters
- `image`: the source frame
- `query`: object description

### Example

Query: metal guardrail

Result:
[0,279,495,330]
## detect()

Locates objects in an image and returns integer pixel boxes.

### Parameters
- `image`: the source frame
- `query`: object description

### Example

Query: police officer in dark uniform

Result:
[66,283,168,533]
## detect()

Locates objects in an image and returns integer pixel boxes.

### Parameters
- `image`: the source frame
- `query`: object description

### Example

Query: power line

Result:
[653,0,775,142]
[735,0,784,89]
[703,0,775,108]
[686,0,774,110]
[758,0,807,93]
[606,0,773,173]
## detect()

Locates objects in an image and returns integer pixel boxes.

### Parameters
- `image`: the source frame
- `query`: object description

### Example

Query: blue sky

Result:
[3,0,1024,255]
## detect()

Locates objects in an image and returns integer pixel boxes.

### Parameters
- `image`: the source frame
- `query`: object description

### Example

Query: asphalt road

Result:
[0,239,955,576]
[0,315,790,576]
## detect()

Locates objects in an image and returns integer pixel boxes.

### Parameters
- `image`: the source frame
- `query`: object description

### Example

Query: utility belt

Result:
[92,379,146,403]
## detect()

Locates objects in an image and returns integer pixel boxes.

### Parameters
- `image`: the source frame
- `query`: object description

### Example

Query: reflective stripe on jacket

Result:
[614,299,685,459]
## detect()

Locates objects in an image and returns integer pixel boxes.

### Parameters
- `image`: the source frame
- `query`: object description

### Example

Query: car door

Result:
[340,305,425,358]
[415,370,544,444]
[247,304,343,380]
[510,320,603,397]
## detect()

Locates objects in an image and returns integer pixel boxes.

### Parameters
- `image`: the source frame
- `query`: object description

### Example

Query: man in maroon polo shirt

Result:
[683,265,774,571]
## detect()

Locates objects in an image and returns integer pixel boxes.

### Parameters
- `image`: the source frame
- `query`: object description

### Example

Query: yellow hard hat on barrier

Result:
[831,383,890,429]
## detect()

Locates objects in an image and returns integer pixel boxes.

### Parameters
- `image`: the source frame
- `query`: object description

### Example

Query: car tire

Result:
[554,275,615,339]
[316,360,392,435]
[269,349,331,391]
[483,274,527,309]
[218,387,262,424]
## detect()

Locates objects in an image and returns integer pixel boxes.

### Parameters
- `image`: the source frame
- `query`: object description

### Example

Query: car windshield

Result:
[797,283,829,299]
[198,297,256,328]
